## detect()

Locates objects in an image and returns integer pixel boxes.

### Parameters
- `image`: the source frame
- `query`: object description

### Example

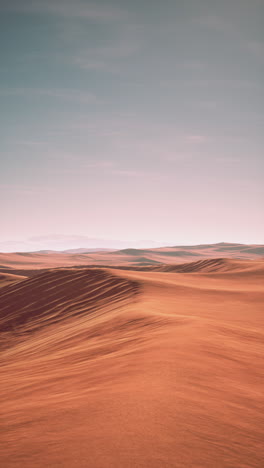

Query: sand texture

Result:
[0,254,263,467]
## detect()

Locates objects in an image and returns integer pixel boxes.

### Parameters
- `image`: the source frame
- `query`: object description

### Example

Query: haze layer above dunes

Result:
[1,257,263,467]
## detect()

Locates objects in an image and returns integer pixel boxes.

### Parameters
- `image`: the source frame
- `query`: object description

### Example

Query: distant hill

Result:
[0,243,263,271]
[62,248,116,254]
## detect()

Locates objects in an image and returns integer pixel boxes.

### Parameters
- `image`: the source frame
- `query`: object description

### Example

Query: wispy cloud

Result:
[3,0,125,22]
[0,87,97,103]
[85,161,115,169]
[111,169,145,177]
[71,39,140,72]
[192,15,234,34]
[14,140,48,147]
[0,183,55,195]
[49,155,159,180]
[186,135,208,144]
[192,9,264,64]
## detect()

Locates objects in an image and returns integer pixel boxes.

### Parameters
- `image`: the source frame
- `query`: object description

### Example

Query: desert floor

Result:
[0,257,263,467]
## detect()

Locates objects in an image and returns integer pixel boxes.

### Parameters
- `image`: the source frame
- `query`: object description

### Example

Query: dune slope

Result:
[0,272,27,289]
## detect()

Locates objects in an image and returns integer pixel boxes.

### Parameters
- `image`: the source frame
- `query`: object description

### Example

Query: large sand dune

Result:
[1,256,263,467]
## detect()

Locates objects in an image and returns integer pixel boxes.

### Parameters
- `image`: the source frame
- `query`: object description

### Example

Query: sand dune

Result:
[1,242,263,271]
[107,258,264,274]
[1,259,263,467]
[0,269,140,337]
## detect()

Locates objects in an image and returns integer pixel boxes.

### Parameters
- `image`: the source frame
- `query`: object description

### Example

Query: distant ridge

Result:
[62,248,116,254]
[0,243,263,271]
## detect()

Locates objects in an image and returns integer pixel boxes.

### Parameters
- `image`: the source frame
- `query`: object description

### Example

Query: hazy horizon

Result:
[0,235,263,253]
[1,0,263,246]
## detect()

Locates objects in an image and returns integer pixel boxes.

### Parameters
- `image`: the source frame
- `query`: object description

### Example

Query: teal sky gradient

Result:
[0,0,263,250]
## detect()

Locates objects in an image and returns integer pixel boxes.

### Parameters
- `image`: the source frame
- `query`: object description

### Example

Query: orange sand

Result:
[0,257,263,467]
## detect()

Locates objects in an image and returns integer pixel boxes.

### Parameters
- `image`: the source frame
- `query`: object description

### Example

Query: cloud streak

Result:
[0,87,97,103]
[2,0,125,22]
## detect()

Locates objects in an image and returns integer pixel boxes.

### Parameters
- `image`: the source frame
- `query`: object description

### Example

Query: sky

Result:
[0,0,263,251]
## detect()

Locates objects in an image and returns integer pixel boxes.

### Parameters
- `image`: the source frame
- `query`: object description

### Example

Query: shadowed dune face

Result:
[0,259,264,467]
[0,269,140,337]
